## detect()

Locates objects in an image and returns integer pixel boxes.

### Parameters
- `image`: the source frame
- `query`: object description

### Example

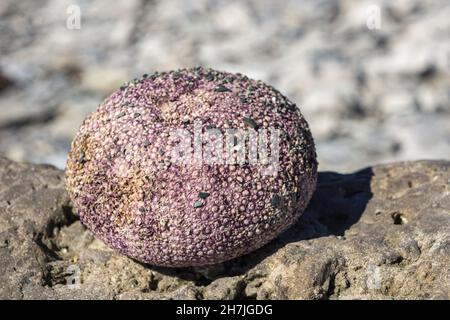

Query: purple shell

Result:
[66,67,317,267]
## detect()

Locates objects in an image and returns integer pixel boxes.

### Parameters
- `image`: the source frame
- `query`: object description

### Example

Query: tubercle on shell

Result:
[65,66,318,267]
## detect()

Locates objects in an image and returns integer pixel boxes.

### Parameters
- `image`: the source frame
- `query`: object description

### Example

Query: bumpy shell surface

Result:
[66,67,318,267]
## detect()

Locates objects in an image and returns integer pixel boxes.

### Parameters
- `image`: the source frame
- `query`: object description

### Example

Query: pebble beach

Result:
[0,0,449,172]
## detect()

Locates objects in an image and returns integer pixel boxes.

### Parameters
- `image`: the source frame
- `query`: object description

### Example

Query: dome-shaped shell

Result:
[66,67,318,267]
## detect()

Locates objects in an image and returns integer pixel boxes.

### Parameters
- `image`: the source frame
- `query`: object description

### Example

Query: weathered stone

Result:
[0,157,449,299]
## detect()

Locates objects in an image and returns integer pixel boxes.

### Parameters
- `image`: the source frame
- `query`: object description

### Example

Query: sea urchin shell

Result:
[65,67,318,267]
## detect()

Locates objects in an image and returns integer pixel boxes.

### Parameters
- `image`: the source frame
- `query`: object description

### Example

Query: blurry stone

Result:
[0,96,56,129]
[386,113,450,162]
[0,70,13,91]
[379,90,415,114]
[50,95,99,140]
[0,0,450,174]
[80,66,129,94]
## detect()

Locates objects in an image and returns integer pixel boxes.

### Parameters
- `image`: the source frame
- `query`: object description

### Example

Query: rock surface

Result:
[0,156,449,299]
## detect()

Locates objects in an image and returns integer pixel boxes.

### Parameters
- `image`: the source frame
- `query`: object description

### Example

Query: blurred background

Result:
[0,0,449,172]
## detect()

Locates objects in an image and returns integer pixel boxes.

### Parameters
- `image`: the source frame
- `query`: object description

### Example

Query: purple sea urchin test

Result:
[66,67,318,267]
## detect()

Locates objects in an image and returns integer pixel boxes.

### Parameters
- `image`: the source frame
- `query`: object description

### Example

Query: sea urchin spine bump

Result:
[65,67,318,267]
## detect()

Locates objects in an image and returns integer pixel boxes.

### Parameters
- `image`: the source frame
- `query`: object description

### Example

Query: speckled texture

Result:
[65,67,317,267]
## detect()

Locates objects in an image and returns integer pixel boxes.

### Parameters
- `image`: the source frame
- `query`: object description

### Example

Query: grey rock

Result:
[0,156,449,299]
